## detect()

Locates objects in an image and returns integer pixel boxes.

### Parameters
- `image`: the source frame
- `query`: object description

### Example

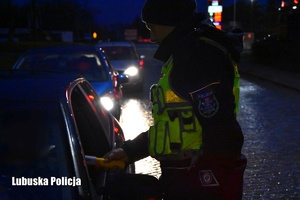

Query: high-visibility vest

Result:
[149,37,240,160]
[149,56,202,160]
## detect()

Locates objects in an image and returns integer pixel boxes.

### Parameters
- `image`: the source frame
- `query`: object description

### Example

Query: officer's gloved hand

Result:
[104,148,128,163]
[103,148,129,172]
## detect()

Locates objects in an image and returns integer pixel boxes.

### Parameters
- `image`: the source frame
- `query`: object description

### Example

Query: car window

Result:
[80,82,112,124]
[71,84,111,156]
[101,46,138,60]
[15,52,109,82]
[0,103,76,199]
[70,83,111,195]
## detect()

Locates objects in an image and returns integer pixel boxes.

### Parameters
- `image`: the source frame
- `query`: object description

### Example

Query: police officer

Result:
[105,0,246,199]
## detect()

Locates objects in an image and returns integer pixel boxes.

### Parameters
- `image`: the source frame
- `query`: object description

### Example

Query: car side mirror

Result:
[117,74,129,85]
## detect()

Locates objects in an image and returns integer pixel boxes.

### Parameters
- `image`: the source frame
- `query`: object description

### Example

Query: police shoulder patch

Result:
[196,90,219,118]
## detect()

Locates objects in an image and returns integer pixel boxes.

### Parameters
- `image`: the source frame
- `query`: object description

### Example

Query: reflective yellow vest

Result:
[149,37,240,160]
[149,56,203,160]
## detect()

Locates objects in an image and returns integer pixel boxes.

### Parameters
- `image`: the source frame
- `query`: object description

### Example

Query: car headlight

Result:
[124,66,138,76]
[100,96,114,111]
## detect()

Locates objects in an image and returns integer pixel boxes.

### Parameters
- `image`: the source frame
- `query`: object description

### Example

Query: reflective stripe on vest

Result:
[149,56,203,160]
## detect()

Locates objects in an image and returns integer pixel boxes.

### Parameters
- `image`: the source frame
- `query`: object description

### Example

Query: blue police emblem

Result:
[197,90,219,118]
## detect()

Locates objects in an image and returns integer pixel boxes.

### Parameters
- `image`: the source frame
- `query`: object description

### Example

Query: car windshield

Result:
[16,51,108,82]
[101,46,138,60]
[0,103,76,199]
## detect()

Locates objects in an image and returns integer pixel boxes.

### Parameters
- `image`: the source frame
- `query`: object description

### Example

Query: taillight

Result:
[139,59,144,69]
[113,88,119,99]
[113,76,118,87]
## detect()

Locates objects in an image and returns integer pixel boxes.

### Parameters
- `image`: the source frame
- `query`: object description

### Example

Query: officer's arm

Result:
[170,43,243,160]
[121,131,149,163]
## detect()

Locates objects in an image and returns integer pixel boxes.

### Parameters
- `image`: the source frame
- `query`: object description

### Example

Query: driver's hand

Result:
[104,148,129,163]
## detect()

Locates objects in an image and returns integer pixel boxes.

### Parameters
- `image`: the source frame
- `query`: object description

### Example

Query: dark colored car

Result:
[97,41,145,91]
[0,70,139,200]
[12,45,127,119]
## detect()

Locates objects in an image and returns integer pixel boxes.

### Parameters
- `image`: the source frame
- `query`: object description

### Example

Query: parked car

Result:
[0,70,141,200]
[97,41,145,91]
[12,45,127,119]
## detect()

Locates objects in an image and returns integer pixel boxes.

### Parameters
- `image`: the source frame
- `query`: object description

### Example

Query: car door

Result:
[68,80,115,199]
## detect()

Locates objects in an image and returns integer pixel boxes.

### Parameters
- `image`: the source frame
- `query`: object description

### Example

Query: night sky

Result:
[91,0,209,25]
[91,0,271,25]
[13,0,271,25]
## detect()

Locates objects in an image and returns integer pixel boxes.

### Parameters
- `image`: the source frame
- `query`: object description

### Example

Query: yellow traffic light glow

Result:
[92,32,97,39]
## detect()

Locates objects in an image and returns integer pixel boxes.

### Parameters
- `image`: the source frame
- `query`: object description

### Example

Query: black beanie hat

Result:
[142,0,197,26]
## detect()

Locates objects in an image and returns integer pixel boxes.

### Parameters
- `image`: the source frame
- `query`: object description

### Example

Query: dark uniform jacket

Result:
[122,17,244,167]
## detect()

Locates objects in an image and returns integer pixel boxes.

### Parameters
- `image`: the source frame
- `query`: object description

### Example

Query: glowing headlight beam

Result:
[100,96,114,111]
[124,66,138,76]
